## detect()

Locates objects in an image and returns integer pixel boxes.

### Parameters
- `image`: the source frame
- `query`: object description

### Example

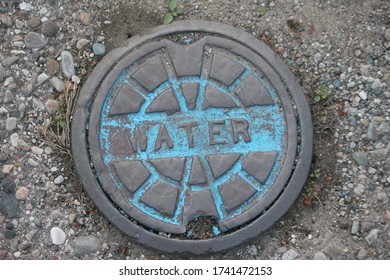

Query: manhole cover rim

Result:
[71,20,313,254]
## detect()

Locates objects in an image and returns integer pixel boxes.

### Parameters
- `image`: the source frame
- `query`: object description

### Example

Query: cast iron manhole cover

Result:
[72,21,313,254]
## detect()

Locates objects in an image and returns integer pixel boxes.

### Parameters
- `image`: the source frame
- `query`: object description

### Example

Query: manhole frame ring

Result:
[71,20,313,254]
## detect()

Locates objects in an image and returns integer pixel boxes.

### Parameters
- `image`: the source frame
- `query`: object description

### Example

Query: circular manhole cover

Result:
[72,21,313,254]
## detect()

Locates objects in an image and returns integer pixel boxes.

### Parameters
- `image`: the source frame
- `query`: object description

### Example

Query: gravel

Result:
[0,0,389,260]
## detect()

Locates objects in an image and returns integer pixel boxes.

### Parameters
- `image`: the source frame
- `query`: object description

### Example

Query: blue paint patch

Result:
[212,226,221,236]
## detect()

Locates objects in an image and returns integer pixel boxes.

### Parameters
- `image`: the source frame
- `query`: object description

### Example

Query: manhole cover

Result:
[72,21,313,254]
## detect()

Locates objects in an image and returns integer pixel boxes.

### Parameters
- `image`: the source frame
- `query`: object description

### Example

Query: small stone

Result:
[358,91,367,100]
[76,38,90,50]
[68,213,77,223]
[0,14,12,27]
[367,125,378,141]
[2,164,14,174]
[15,187,29,200]
[371,78,383,91]
[351,220,360,235]
[45,146,53,154]
[49,77,65,92]
[41,21,58,37]
[0,250,8,260]
[45,99,60,115]
[50,210,64,221]
[31,146,44,155]
[313,252,327,260]
[60,51,75,79]
[47,58,60,75]
[385,29,390,41]
[3,90,14,103]
[19,2,33,11]
[37,73,49,85]
[369,149,388,160]
[10,133,19,147]
[365,229,380,246]
[0,193,19,218]
[249,245,258,256]
[28,17,41,28]
[13,252,21,258]
[352,152,369,167]
[31,249,40,258]
[377,192,389,203]
[282,249,299,260]
[0,66,5,83]
[354,184,365,195]
[28,158,39,167]
[54,175,64,185]
[4,76,14,87]
[72,75,81,84]
[17,139,30,151]
[25,32,46,50]
[357,248,368,260]
[0,153,7,163]
[92,43,106,56]
[15,19,24,29]
[6,117,17,131]
[74,235,101,257]
[314,53,321,63]
[0,216,5,224]
[50,227,66,245]
[32,98,45,110]
[79,13,91,25]
[4,229,16,239]
[2,56,19,67]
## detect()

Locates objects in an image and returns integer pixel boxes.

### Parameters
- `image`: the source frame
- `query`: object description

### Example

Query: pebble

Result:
[365,229,380,246]
[15,19,24,29]
[19,2,34,11]
[358,90,367,100]
[31,249,40,258]
[17,139,31,151]
[76,39,90,50]
[45,99,60,115]
[314,53,321,63]
[25,32,46,50]
[0,14,12,27]
[6,117,18,131]
[92,43,106,56]
[351,220,360,235]
[13,252,21,258]
[79,12,91,25]
[352,152,369,167]
[0,250,7,260]
[31,146,44,155]
[50,77,65,92]
[60,51,76,79]
[37,73,49,85]
[281,249,299,260]
[369,149,387,160]
[357,248,368,259]
[4,229,16,239]
[377,192,388,203]
[248,245,258,256]
[371,78,383,91]
[15,187,29,200]
[385,29,390,41]
[10,133,19,147]
[28,17,41,28]
[50,210,64,221]
[41,21,59,37]
[313,252,328,260]
[2,56,19,67]
[50,227,66,245]
[47,58,60,75]
[74,235,101,257]
[72,75,81,84]
[0,193,19,218]
[353,184,365,195]
[2,164,14,174]
[0,66,5,82]
[367,125,378,141]
[54,175,65,185]
[28,158,39,167]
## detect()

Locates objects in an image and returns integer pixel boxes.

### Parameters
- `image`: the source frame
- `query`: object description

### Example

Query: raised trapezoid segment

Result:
[109,84,146,115]
[182,190,218,225]
[209,53,245,86]
[141,181,178,217]
[219,176,257,212]
[235,75,274,107]
[149,157,186,182]
[112,161,151,193]
[145,88,180,115]
[108,130,132,155]
[206,153,241,179]
[189,156,207,185]
[181,82,199,110]
[203,85,238,109]
[131,56,168,92]
[242,151,278,184]
[164,39,203,77]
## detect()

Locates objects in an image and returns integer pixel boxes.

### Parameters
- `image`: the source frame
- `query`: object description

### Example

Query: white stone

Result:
[37,73,49,85]
[54,175,65,185]
[31,146,44,155]
[358,91,367,100]
[19,2,33,11]
[50,227,66,245]
[10,133,19,147]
